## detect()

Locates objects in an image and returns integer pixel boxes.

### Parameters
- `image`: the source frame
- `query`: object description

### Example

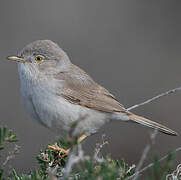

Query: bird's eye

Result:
[35,55,43,62]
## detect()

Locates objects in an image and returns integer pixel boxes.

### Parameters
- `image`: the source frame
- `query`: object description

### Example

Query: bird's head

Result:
[7,40,70,78]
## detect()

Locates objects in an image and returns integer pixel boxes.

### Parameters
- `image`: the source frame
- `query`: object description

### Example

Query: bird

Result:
[7,40,178,154]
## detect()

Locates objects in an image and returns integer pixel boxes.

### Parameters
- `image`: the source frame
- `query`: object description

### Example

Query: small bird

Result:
[7,40,177,153]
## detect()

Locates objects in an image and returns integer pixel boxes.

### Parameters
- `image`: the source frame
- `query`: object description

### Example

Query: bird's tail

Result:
[128,114,178,136]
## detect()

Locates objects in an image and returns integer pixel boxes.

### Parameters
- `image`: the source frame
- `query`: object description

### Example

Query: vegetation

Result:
[0,126,178,180]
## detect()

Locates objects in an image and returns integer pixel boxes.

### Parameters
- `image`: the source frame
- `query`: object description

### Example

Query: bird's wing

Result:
[54,64,127,113]
[53,64,178,136]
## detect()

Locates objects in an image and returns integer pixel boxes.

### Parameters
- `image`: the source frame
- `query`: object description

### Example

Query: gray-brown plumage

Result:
[54,64,127,113]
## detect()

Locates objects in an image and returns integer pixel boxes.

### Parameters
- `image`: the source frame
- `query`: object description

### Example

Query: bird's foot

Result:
[48,144,70,159]
[48,134,87,160]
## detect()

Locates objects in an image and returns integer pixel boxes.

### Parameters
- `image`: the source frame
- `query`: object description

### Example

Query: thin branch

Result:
[127,86,181,179]
[127,86,181,111]
[94,134,108,163]
[62,114,90,179]
[62,144,89,179]
[2,144,20,167]
[128,146,181,179]
[132,129,158,180]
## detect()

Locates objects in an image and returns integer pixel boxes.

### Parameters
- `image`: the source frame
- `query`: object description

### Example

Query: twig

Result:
[132,129,158,180]
[62,114,90,179]
[126,86,181,179]
[62,144,89,179]
[128,146,181,179]
[2,144,20,167]
[127,86,181,111]
[94,134,108,163]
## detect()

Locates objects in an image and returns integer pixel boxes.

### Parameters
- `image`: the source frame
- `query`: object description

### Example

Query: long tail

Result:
[128,114,178,136]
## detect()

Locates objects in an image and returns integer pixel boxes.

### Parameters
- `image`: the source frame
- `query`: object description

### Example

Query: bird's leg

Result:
[48,134,87,158]
[48,143,70,155]
[77,134,87,143]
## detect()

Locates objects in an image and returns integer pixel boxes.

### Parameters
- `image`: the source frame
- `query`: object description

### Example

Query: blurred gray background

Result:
[0,0,181,175]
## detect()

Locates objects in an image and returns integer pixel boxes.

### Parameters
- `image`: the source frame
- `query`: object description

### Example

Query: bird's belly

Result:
[31,90,79,132]
[22,86,108,135]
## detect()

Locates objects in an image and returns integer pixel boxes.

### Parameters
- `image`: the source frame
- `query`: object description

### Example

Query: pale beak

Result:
[7,56,26,63]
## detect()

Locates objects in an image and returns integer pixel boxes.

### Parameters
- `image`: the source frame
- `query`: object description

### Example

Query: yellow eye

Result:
[35,56,43,62]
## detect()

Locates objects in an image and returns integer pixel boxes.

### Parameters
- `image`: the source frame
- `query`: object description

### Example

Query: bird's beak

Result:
[7,56,26,63]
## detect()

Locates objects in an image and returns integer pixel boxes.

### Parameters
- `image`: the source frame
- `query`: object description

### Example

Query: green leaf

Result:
[0,168,4,179]
[2,127,7,141]
[12,169,20,180]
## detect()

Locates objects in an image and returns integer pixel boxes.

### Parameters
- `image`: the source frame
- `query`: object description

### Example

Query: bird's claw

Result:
[48,144,70,159]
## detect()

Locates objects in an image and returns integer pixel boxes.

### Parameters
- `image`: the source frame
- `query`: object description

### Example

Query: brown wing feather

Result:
[53,64,178,136]
[54,64,127,113]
